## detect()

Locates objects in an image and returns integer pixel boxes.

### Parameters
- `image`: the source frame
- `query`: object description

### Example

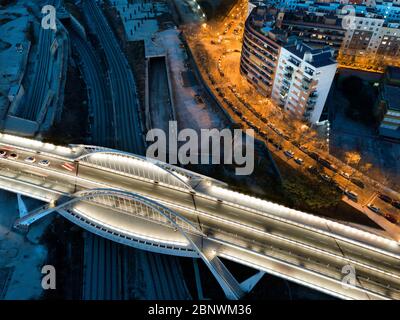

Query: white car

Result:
[38,159,50,167]
[0,150,6,158]
[367,204,380,213]
[24,156,36,163]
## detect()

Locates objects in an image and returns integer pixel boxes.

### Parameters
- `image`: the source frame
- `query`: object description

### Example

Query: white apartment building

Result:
[271,42,337,123]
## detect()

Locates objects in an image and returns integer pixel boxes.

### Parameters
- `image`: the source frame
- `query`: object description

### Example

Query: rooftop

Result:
[284,42,337,68]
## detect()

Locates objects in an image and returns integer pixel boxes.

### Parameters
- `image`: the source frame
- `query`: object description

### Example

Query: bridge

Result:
[0,133,399,300]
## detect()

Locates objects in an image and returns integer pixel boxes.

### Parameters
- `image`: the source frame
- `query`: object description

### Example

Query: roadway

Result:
[1,143,400,299]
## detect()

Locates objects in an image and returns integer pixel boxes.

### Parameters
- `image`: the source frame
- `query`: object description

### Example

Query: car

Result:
[284,150,294,158]
[8,153,18,160]
[367,204,380,213]
[378,193,392,203]
[292,141,301,148]
[24,156,36,163]
[299,146,309,153]
[307,165,319,175]
[319,158,332,169]
[320,173,331,182]
[340,171,351,179]
[0,150,6,158]
[392,201,400,210]
[308,152,320,161]
[385,214,397,224]
[38,159,50,167]
[328,164,338,173]
[345,190,358,201]
[294,157,304,165]
[334,182,345,193]
[350,178,365,189]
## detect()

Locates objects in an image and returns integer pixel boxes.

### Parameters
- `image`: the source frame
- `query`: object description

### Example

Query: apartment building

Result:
[271,41,337,123]
[240,6,291,96]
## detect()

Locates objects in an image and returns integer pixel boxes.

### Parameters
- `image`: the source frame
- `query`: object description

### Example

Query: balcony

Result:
[285,65,294,73]
[304,68,314,77]
[288,57,300,67]
[283,72,293,80]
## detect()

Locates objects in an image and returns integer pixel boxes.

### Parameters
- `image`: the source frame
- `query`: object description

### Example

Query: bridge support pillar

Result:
[17,194,28,218]
[240,270,265,293]
[13,202,56,232]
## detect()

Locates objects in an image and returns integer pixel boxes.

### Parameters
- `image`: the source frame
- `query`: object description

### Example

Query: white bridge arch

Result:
[73,145,206,191]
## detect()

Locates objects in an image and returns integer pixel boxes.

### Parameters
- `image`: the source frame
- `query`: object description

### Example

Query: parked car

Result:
[308,152,320,161]
[340,171,351,179]
[0,150,6,158]
[392,201,400,210]
[320,173,331,182]
[351,178,365,189]
[307,165,319,175]
[294,157,304,165]
[345,190,358,201]
[367,204,380,213]
[284,150,294,158]
[385,214,397,224]
[378,193,393,203]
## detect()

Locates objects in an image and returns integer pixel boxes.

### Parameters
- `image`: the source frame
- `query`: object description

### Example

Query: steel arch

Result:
[72,145,196,191]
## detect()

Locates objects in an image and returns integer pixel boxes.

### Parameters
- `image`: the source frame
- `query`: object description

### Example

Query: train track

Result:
[70,31,114,147]
[18,1,57,120]
[82,0,144,154]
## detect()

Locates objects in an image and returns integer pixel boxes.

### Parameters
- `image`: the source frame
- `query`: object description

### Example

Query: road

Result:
[2,141,400,299]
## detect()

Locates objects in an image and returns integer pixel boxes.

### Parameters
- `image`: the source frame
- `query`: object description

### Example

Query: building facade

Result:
[240,6,290,96]
[241,6,337,123]
[271,42,337,123]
